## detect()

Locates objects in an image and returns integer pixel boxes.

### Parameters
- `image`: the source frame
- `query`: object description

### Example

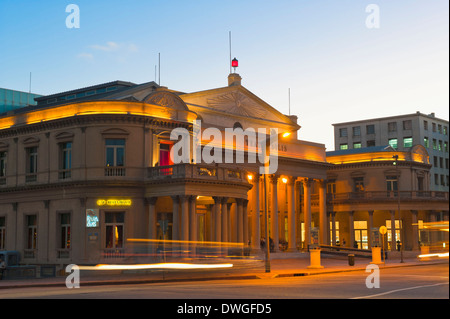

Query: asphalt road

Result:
[1,263,447,300]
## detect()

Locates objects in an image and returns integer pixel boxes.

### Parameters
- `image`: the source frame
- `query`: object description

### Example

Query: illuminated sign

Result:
[96,199,132,206]
[86,209,99,228]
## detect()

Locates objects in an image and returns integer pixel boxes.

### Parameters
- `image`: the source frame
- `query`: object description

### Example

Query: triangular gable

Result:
[179,85,299,129]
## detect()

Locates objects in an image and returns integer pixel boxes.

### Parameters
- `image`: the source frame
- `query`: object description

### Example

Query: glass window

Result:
[438,140,442,151]
[60,213,71,249]
[340,144,348,150]
[403,137,413,148]
[389,138,398,149]
[367,140,376,147]
[433,139,437,150]
[353,177,364,192]
[60,142,72,178]
[424,137,429,148]
[423,120,428,130]
[352,126,361,136]
[105,212,125,249]
[353,142,362,149]
[403,120,412,130]
[26,215,37,250]
[366,124,375,135]
[339,128,348,137]
[0,216,5,250]
[26,147,38,174]
[0,151,6,177]
[386,175,398,192]
[388,122,397,132]
[105,139,125,167]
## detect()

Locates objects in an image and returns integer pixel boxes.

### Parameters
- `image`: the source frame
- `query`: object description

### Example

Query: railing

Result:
[104,166,126,176]
[58,169,72,179]
[326,191,449,201]
[57,249,71,259]
[147,163,247,183]
[103,248,125,259]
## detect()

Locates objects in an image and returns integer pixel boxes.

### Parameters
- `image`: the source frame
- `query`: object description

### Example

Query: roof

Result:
[326,145,395,157]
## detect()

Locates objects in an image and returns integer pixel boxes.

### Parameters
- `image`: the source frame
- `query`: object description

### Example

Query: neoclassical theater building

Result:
[0,73,330,265]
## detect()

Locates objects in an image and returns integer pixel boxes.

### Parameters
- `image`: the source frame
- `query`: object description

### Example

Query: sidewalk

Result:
[0,252,448,290]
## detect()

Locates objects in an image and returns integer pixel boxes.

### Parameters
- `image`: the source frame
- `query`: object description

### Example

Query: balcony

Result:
[147,163,246,183]
[325,191,449,202]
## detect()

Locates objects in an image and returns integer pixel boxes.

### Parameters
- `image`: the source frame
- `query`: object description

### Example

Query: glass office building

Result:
[0,88,42,113]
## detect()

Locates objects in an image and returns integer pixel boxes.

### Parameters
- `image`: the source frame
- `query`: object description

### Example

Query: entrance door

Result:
[354,221,368,249]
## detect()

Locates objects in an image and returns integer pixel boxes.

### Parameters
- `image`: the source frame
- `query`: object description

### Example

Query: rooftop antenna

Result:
[229,31,232,74]
[158,53,161,85]
[288,88,291,115]
[28,72,32,105]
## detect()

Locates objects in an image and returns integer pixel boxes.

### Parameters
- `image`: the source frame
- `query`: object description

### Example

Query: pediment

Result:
[143,90,189,111]
[180,86,299,128]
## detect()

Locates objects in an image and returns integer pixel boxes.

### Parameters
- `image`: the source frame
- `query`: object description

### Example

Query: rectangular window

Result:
[432,123,436,132]
[330,221,339,245]
[367,140,376,147]
[339,128,348,137]
[366,124,375,135]
[0,216,5,250]
[433,139,437,150]
[444,142,448,153]
[105,139,125,167]
[26,215,37,250]
[403,137,413,148]
[438,140,443,152]
[340,144,348,150]
[105,212,125,249]
[389,138,398,150]
[441,175,445,186]
[59,142,72,179]
[424,137,429,148]
[438,124,442,134]
[388,122,397,132]
[434,174,439,185]
[444,126,448,135]
[353,177,364,192]
[424,120,428,130]
[386,175,398,192]
[352,126,361,137]
[354,221,368,249]
[434,156,438,167]
[353,142,362,149]
[0,151,6,177]
[403,120,412,130]
[26,147,38,174]
[60,213,71,249]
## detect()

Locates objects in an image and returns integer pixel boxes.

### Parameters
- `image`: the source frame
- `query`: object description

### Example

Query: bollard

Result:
[370,247,384,265]
[307,248,324,269]
[348,254,355,266]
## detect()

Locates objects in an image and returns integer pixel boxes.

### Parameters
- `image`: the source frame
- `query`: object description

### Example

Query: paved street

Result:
[1,263,447,299]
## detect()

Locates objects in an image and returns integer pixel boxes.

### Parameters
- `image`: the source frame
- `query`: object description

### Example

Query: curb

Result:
[0,259,447,289]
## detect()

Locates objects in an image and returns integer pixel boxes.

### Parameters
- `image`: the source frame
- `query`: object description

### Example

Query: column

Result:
[147,197,158,239]
[331,212,336,246]
[411,210,419,251]
[287,176,296,251]
[171,196,179,240]
[390,210,396,251]
[303,178,312,250]
[243,200,249,245]
[189,195,197,241]
[180,196,189,241]
[270,174,279,251]
[368,210,374,249]
[318,179,327,245]
[236,199,244,243]
[221,197,229,242]
[213,196,222,242]
[251,174,261,250]
[349,211,354,248]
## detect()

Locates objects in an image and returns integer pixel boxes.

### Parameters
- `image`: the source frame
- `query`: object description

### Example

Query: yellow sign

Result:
[97,199,132,206]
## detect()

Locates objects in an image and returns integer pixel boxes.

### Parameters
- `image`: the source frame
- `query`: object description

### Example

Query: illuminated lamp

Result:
[247,174,253,181]
[231,58,238,72]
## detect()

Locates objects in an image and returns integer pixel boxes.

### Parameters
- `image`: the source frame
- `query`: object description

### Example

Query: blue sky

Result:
[0,0,448,150]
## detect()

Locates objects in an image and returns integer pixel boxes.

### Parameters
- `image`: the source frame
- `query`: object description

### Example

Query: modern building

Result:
[0,88,42,114]
[0,73,330,266]
[333,112,449,192]
[325,145,448,251]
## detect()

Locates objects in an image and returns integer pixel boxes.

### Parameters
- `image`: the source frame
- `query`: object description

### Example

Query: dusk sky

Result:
[0,0,448,150]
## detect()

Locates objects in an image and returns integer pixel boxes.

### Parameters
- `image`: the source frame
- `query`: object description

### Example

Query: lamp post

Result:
[261,130,291,273]
[393,155,404,263]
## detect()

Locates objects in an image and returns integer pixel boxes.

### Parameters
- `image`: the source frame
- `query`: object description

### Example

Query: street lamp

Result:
[261,130,291,273]
[393,155,404,263]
